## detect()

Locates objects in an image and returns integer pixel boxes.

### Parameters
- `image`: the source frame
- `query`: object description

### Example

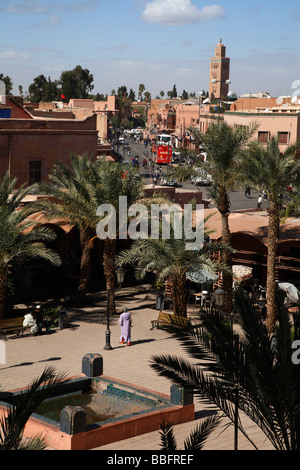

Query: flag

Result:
[61,94,66,100]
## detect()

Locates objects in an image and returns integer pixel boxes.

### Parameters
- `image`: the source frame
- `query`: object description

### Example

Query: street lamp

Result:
[116,266,126,289]
[104,288,112,350]
[213,288,225,312]
[103,267,126,351]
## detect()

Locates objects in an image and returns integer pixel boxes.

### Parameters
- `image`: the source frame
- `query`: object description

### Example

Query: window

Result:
[29,161,41,185]
[258,131,269,144]
[278,132,289,144]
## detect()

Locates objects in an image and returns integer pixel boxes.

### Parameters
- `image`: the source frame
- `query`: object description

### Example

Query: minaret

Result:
[209,38,230,100]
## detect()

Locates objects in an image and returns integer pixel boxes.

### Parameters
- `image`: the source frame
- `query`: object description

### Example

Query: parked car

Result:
[160,173,178,187]
[191,170,212,186]
[169,159,181,168]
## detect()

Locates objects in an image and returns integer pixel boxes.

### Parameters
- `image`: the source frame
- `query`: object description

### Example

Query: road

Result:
[116,139,261,212]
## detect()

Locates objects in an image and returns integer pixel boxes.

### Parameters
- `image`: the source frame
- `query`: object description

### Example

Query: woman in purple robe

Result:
[119,307,132,346]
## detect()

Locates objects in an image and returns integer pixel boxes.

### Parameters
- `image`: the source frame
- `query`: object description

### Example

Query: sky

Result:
[1,0,300,99]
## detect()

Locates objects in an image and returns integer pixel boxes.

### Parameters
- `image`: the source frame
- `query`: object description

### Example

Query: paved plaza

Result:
[0,285,274,451]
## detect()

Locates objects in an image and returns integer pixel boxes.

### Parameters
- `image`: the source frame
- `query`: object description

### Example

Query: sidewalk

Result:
[0,285,273,451]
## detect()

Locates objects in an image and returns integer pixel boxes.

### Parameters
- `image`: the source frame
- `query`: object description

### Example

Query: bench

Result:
[0,317,31,337]
[150,312,192,330]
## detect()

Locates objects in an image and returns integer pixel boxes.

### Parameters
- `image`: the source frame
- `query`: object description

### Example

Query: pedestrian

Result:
[23,311,39,335]
[119,307,132,346]
[34,305,50,334]
[257,194,262,209]
[245,187,250,198]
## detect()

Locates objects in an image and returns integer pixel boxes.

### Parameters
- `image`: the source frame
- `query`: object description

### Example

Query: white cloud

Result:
[0,50,32,61]
[141,0,225,26]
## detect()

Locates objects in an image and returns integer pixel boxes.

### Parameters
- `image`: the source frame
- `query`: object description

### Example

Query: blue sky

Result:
[1,0,300,99]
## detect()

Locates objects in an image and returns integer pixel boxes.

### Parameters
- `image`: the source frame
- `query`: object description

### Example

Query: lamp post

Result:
[213,287,225,313]
[103,268,126,351]
[104,288,112,350]
[116,266,126,289]
[213,286,239,450]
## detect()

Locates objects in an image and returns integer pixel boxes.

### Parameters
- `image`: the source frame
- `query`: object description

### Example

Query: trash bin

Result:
[58,310,67,329]
[155,294,165,311]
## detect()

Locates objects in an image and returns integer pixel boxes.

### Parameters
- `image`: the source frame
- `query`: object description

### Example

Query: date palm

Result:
[37,154,145,311]
[117,213,230,317]
[243,136,300,332]
[36,153,100,305]
[90,159,145,314]
[173,121,256,313]
[0,173,61,319]
[150,288,300,450]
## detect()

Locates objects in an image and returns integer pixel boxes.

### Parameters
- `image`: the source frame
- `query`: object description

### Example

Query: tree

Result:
[173,121,256,312]
[0,173,61,319]
[91,161,145,314]
[37,155,144,311]
[28,75,60,103]
[138,83,145,101]
[35,154,101,305]
[0,74,13,95]
[144,91,151,103]
[44,77,61,101]
[117,212,229,317]
[160,91,165,98]
[0,366,66,449]
[150,288,300,450]
[242,136,300,332]
[60,65,94,101]
[128,89,136,102]
[181,90,189,100]
[93,93,107,101]
[117,86,132,124]
[28,74,48,102]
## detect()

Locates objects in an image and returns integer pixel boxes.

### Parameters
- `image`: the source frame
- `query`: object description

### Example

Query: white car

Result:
[191,170,212,186]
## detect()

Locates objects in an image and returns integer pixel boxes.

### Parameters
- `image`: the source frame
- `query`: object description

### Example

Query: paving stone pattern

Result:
[0,285,274,451]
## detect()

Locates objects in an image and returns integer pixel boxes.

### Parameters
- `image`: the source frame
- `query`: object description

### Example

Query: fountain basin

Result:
[0,356,194,450]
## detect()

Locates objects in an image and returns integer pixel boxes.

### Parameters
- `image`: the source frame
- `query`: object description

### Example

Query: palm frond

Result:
[183,414,221,451]
[150,288,300,450]
[159,420,178,450]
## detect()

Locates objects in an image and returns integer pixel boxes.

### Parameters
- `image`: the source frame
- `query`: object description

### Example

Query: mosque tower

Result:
[209,38,230,100]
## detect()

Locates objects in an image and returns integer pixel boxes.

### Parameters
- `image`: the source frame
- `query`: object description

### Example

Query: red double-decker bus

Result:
[154,145,172,164]
[151,134,172,164]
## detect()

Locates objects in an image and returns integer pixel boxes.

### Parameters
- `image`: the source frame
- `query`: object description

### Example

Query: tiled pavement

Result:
[0,286,274,451]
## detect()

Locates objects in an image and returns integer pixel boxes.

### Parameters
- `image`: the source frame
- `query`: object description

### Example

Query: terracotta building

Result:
[0,113,98,186]
[224,109,300,158]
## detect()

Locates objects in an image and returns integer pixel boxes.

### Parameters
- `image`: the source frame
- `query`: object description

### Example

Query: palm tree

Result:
[36,153,100,305]
[173,121,256,313]
[0,366,66,449]
[91,160,145,314]
[0,173,61,319]
[117,213,230,317]
[37,154,144,311]
[150,288,300,450]
[243,136,300,332]
[138,83,145,101]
